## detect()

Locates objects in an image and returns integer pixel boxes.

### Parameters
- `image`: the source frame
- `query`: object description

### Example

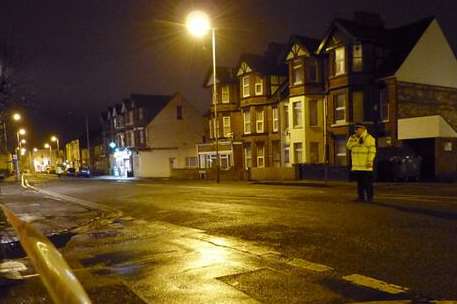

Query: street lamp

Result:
[20,139,26,145]
[33,147,38,152]
[2,112,22,153]
[51,135,61,163]
[12,113,21,121]
[15,128,26,180]
[186,10,220,183]
[44,143,53,168]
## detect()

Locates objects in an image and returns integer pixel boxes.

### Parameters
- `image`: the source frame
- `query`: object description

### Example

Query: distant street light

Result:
[20,148,26,156]
[44,143,53,168]
[44,143,50,149]
[33,147,38,152]
[15,128,26,180]
[2,112,22,153]
[18,128,26,136]
[20,139,26,144]
[186,10,220,183]
[12,113,21,121]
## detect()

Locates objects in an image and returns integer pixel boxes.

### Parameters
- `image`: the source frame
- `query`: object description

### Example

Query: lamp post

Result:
[51,136,60,164]
[2,112,21,152]
[186,10,220,183]
[44,143,52,169]
[15,128,26,180]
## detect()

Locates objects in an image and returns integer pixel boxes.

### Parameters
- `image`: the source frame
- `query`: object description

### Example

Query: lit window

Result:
[335,137,347,166]
[244,144,252,169]
[294,142,303,163]
[256,143,265,168]
[335,47,346,76]
[352,44,363,72]
[256,109,264,133]
[242,75,250,97]
[223,116,231,137]
[292,59,304,85]
[221,86,230,103]
[272,107,279,132]
[293,102,303,128]
[243,110,251,134]
[255,76,263,95]
[334,94,346,124]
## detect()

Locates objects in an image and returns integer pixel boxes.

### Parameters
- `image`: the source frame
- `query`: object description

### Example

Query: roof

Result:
[203,66,237,87]
[129,94,174,120]
[290,35,320,54]
[239,42,288,76]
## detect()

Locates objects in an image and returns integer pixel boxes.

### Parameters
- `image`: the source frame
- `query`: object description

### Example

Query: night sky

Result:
[1,0,457,145]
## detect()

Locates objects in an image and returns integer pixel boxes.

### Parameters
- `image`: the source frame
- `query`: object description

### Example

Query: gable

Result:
[395,19,457,88]
[286,43,309,60]
[236,62,253,76]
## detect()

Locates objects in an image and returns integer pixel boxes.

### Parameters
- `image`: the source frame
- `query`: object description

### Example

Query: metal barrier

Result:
[1,204,92,304]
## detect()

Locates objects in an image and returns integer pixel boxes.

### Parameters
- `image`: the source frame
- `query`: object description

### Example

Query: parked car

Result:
[66,167,76,176]
[56,165,65,177]
[78,166,91,177]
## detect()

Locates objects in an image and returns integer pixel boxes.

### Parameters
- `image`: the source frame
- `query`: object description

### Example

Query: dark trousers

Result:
[352,171,374,201]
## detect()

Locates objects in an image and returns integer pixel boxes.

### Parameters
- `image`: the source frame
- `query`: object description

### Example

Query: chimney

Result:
[353,11,384,28]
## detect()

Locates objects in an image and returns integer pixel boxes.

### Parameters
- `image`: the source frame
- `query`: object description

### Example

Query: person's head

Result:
[354,123,366,137]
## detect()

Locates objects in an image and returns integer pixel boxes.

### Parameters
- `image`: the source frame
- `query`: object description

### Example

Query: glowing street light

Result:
[18,128,26,136]
[20,147,26,156]
[12,113,21,121]
[33,147,38,152]
[186,10,220,183]
[44,143,50,149]
[186,10,211,38]
[20,139,26,144]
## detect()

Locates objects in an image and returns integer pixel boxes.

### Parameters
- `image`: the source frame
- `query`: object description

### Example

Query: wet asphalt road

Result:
[2,175,457,303]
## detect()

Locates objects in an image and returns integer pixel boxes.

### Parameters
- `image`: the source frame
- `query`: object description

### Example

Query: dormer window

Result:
[254,76,263,96]
[292,59,304,85]
[352,44,363,72]
[335,47,346,76]
[242,75,250,97]
[221,86,230,103]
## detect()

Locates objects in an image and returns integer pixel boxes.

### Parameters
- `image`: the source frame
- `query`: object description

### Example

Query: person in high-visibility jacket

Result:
[346,123,376,202]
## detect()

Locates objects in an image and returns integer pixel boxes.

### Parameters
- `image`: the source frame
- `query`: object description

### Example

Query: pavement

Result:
[0,175,457,303]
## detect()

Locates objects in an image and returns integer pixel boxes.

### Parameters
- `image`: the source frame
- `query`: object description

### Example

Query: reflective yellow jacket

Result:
[346,131,376,171]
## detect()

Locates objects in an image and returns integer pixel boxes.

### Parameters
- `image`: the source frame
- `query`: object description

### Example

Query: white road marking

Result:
[286,257,334,272]
[342,274,409,295]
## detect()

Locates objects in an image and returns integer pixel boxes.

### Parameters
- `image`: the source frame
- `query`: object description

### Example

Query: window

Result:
[221,86,230,103]
[243,110,251,134]
[352,44,363,72]
[129,131,135,146]
[256,143,265,168]
[244,144,252,169]
[272,107,279,132]
[256,109,264,133]
[272,141,281,167]
[255,76,263,95]
[334,94,346,124]
[284,145,290,163]
[379,87,389,121]
[223,116,231,137]
[309,100,318,127]
[113,117,118,129]
[242,75,250,97]
[220,154,231,169]
[215,118,220,138]
[353,91,364,123]
[138,108,144,121]
[177,105,183,120]
[335,137,347,166]
[294,143,303,163]
[293,101,303,128]
[308,61,318,82]
[139,129,145,144]
[270,75,280,94]
[292,59,304,85]
[284,105,289,129]
[186,157,198,168]
[335,47,346,76]
[310,142,319,163]
[209,119,213,138]
[126,111,134,125]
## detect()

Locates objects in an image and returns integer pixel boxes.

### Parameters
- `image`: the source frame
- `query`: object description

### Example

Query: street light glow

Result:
[186,10,210,38]
[51,136,58,142]
[12,113,21,121]
[33,148,38,152]
[18,128,26,136]
[44,143,50,149]
[20,148,26,155]
[20,139,26,144]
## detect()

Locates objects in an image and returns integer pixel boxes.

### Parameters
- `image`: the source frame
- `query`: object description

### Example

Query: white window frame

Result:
[335,47,346,76]
[244,145,252,169]
[334,94,346,124]
[243,110,251,134]
[293,101,303,128]
[255,76,263,95]
[335,137,347,166]
[220,154,231,169]
[294,142,303,163]
[222,116,231,137]
[284,145,290,164]
[256,110,264,133]
[221,86,230,103]
[186,156,198,168]
[242,75,250,97]
[352,43,363,72]
[272,107,279,132]
[256,144,265,168]
[292,59,304,85]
